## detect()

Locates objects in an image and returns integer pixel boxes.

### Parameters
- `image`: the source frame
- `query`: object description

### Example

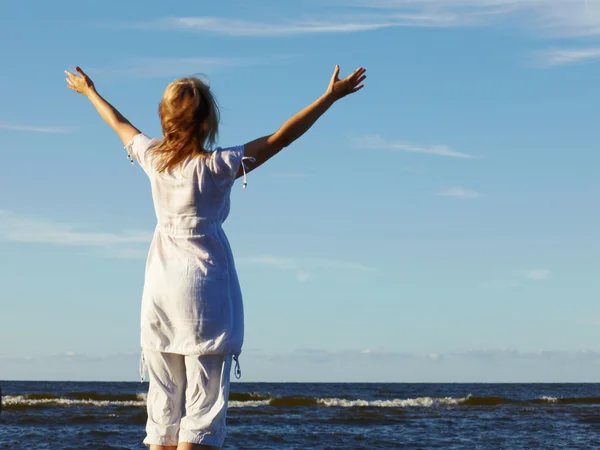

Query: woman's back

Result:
[127,132,246,357]
[129,133,244,238]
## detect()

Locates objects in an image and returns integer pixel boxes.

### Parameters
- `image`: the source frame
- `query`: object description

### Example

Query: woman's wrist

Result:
[86,88,99,99]
[321,91,337,106]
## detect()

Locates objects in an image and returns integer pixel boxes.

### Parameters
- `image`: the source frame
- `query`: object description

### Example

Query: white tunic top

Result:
[126,133,245,358]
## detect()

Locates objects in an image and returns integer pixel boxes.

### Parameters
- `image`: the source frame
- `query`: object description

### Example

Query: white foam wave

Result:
[2,395,146,408]
[540,396,558,403]
[2,394,469,409]
[229,400,271,408]
[318,396,468,408]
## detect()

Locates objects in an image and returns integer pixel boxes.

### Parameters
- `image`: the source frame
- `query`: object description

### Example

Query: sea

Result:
[1,381,600,449]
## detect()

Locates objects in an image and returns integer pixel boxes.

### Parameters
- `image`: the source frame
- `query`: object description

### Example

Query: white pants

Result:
[141,350,235,448]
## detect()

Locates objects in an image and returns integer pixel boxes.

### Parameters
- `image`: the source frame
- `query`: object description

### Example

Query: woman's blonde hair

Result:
[151,77,220,173]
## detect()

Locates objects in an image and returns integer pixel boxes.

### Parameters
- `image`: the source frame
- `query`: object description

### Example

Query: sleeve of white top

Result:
[208,145,246,191]
[124,133,157,174]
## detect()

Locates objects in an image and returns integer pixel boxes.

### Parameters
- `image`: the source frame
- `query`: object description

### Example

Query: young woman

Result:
[65,64,366,450]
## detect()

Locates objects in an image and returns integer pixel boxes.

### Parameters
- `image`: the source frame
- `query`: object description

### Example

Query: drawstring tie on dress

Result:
[241,157,255,189]
[233,355,242,379]
[139,351,147,383]
[124,141,135,165]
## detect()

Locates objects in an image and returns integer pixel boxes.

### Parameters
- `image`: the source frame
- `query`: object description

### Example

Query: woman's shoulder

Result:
[136,133,162,148]
[208,145,245,166]
[212,144,245,158]
[125,133,162,172]
[204,145,245,190]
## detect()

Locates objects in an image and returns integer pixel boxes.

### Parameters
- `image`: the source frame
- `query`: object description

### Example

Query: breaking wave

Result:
[4,392,599,410]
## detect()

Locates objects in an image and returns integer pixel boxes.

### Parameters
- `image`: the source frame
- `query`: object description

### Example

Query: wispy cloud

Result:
[134,5,525,37]
[0,121,73,134]
[1,351,138,363]
[6,347,600,381]
[240,256,309,282]
[240,255,376,282]
[0,210,152,259]
[137,1,600,39]
[537,47,600,66]
[126,3,600,66]
[6,348,600,364]
[354,0,600,66]
[353,0,600,37]
[271,172,315,179]
[437,187,483,199]
[249,347,600,364]
[524,269,551,281]
[139,16,402,36]
[355,135,477,159]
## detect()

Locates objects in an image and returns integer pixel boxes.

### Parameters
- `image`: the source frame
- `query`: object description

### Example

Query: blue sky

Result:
[1,0,599,382]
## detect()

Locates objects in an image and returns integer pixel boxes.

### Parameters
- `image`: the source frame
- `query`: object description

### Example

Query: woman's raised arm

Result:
[65,66,140,146]
[239,65,366,177]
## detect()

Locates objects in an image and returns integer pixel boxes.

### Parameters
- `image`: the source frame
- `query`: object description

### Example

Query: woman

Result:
[65,64,366,450]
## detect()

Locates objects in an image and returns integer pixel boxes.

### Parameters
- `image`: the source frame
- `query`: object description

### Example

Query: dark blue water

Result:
[2,381,600,449]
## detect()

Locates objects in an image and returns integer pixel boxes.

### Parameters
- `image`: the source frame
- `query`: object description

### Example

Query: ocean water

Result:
[1,381,600,449]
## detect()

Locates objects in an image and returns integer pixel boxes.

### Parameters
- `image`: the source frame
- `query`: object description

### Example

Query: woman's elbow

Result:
[266,134,291,152]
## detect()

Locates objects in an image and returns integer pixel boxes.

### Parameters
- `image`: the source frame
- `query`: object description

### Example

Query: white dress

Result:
[125,134,246,368]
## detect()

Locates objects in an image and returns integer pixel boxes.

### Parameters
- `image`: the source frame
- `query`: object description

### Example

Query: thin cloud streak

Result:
[271,172,315,179]
[127,3,600,67]
[0,121,73,134]
[138,1,600,40]
[241,256,311,283]
[135,6,522,37]
[240,255,376,282]
[437,187,483,199]
[5,347,599,364]
[356,135,477,159]
[6,348,600,381]
[538,47,600,66]
[0,210,152,259]
[247,347,600,363]
[353,0,600,38]
[1,351,138,363]
[144,16,401,36]
[354,0,600,66]
[524,269,551,281]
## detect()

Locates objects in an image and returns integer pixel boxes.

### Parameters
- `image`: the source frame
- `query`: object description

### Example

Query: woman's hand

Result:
[64,66,140,146]
[326,65,366,101]
[65,66,96,97]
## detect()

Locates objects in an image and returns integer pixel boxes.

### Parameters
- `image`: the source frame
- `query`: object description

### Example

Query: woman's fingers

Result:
[75,66,91,82]
[351,85,364,94]
[64,66,95,95]
[333,64,340,79]
[330,64,340,85]
[341,75,366,92]
[344,68,366,84]
[350,67,366,78]
[65,69,87,82]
